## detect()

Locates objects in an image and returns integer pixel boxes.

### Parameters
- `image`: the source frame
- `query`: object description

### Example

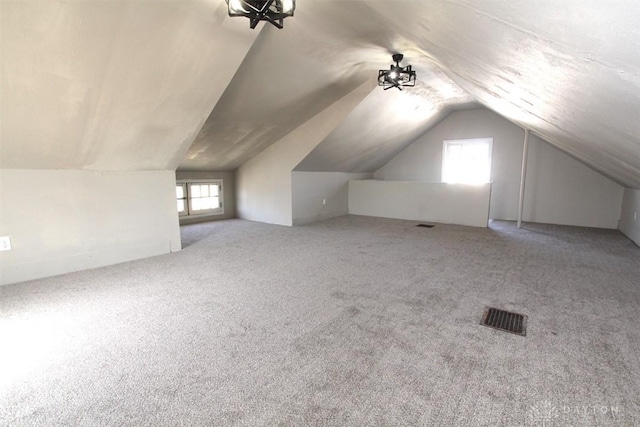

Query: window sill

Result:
[180,210,224,219]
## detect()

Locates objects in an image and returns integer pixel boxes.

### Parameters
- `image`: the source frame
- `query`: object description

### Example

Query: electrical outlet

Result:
[0,236,11,251]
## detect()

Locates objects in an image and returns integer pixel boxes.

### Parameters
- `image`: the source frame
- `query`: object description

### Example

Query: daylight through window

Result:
[176,184,187,215]
[176,180,223,216]
[442,138,493,184]
[189,183,220,212]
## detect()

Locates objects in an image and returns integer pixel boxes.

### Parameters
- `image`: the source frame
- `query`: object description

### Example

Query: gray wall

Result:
[619,188,640,246]
[375,109,623,229]
[292,172,372,225]
[175,171,236,225]
[375,109,523,219]
[522,135,623,228]
[0,169,180,285]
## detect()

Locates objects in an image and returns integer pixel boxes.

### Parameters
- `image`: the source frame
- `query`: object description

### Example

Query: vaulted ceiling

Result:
[1,0,639,187]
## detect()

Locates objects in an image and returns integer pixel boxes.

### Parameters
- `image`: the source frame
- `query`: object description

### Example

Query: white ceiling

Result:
[1,0,639,187]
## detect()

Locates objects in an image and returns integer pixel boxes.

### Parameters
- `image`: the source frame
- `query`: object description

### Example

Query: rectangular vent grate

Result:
[481,307,527,336]
[416,224,435,228]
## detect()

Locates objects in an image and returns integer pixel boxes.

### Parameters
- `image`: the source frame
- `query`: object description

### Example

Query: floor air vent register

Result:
[481,307,527,336]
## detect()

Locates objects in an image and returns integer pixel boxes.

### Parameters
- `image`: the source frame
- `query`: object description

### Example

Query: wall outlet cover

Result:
[0,236,11,251]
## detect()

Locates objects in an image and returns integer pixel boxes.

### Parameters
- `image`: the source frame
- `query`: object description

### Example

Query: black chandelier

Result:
[227,0,295,29]
[378,54,416,90]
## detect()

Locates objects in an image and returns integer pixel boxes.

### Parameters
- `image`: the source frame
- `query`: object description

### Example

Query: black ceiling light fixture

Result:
[227,0,295,29]
[378,54,416,90]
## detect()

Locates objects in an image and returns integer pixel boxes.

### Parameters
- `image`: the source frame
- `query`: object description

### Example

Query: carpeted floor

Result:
[1,215,639,426]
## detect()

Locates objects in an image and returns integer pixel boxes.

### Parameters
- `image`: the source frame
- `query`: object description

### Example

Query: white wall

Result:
[375,108,623,229]
[292,172,372,225]
[0,169,181,285]
[236,80,374,226]
[176,171,236,224]
[349,180,491,228]
[619,188,640,246]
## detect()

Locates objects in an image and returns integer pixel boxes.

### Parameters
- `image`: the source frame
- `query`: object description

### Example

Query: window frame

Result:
[176,183,188,217]
[176,179,224,217]
[441,137,493,184]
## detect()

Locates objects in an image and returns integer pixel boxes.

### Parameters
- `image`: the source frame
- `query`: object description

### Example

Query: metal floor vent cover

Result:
[481,307,527,336]
[416,224,435,228]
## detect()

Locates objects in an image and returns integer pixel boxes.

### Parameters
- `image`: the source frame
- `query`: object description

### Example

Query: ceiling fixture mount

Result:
[378,53,416,90]
[227,0,295,29]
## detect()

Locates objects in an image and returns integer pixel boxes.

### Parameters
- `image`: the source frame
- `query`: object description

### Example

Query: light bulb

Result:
[229,0,248,13]
[389,71,398,80]
[280,0,294,13]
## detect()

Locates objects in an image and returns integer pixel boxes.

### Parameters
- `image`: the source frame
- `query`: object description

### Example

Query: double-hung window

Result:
[176,180,223,217]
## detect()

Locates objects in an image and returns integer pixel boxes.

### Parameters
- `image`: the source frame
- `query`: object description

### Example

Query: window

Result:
[442,138,493,184]
[188,183,221,214]
[176,180,223,217]
[176,183,187,216]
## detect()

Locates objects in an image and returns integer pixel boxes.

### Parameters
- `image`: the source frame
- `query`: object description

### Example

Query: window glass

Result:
[177,180,223,216]
[176,184,187,215]
[442,138,492,184]
[187,182,222,213]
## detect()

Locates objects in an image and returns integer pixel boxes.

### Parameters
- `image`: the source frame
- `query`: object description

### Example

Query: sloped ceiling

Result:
[0,0,257,170]
[181,0,640,188]
[363,0,640,187]
[1,0,639,188]
[180,1,479,173]
[294,81,476,173]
